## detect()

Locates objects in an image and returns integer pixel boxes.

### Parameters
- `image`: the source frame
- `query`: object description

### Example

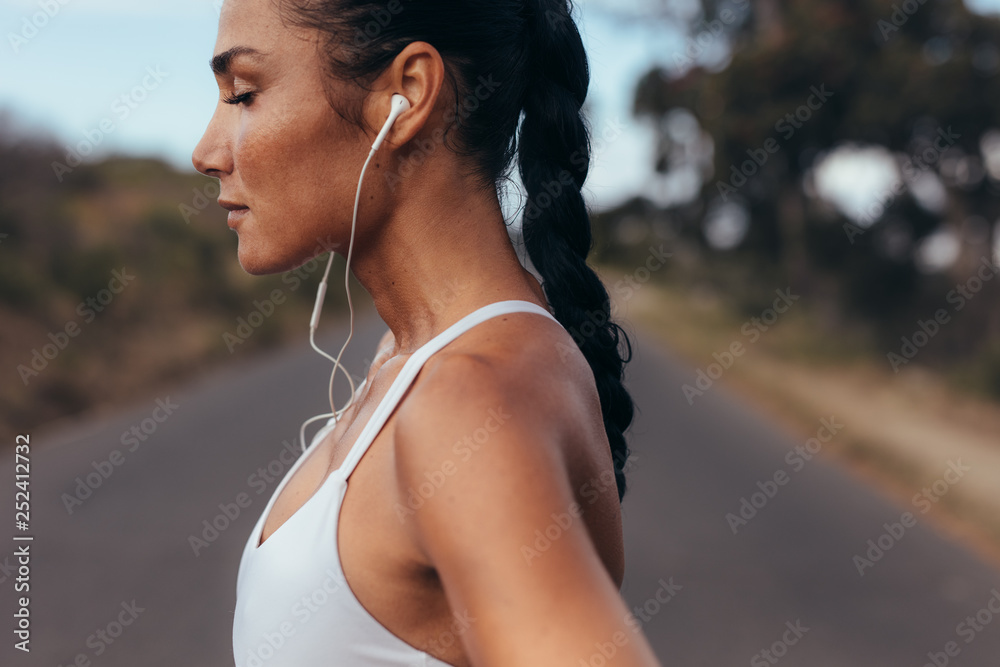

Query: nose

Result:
[191,108,233,177]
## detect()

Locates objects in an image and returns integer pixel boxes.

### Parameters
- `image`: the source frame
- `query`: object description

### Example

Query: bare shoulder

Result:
[391,308,619,554]
[442,308,598,404]
[399,309,601,459]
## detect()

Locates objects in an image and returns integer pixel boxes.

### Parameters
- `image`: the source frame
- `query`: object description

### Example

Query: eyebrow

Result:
[210,46,266,76]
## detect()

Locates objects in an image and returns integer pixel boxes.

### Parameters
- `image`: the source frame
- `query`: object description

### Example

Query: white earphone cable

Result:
[301,148,375,453]
[299,95,409,455]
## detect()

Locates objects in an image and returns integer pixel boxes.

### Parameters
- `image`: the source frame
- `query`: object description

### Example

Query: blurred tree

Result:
[622,0,1000,368]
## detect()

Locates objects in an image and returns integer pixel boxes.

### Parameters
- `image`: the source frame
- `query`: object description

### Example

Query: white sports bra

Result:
[232,299,562,667]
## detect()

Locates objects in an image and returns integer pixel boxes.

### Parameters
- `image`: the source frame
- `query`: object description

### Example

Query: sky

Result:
[2,0,1000,214]
[0,0,678,212]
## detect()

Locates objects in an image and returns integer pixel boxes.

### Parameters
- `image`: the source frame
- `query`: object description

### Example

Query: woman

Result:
[192,0,660,665]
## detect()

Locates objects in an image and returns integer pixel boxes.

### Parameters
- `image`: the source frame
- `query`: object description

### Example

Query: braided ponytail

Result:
[518,0,636,501]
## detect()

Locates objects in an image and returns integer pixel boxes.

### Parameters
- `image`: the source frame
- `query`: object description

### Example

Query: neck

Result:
[347,183,547,355]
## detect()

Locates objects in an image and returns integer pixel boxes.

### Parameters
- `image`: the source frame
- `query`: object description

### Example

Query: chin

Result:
[237,258,274,276]
[236,242,294,276]
[236,235,331,276]
[231,211,343,276]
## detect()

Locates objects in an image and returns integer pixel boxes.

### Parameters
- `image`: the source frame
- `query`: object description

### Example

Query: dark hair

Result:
[278,0,636,501]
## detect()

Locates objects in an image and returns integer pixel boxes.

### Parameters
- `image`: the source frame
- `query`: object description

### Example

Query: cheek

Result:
[235,111,313,206]
[234,104,356,259]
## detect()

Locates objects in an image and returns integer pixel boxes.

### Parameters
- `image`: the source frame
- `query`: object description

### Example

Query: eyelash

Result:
[222,91,255,106]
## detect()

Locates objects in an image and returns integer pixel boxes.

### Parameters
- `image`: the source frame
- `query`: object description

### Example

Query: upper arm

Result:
[394,355,660,667]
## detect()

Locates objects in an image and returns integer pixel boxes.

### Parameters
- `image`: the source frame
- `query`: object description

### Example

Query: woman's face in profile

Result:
[192,0,362,275]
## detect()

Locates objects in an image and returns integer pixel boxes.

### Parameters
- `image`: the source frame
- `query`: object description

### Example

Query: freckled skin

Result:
[193,0,370,274]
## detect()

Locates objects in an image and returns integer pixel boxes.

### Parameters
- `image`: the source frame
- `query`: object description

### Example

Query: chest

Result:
[257,391,398,547]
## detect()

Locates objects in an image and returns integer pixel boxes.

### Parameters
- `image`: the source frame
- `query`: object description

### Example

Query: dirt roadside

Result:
[595,264,1000,572]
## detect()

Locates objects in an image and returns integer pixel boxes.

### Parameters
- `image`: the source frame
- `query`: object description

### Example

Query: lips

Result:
[219,199,249,228]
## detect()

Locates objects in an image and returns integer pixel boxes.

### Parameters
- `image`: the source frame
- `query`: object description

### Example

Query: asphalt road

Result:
[2,306,1000,666]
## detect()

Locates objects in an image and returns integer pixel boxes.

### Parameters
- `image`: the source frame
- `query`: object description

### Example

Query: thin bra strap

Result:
[336,300,560,480]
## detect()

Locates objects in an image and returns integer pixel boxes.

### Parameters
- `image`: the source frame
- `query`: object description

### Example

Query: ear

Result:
[367,40,447,150]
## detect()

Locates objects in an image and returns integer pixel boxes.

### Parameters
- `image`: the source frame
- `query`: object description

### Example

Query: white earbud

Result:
[373,94,411,151]
[300,93,411,454]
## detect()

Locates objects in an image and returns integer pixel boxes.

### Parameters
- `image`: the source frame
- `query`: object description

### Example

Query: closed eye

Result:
[222,91,255,106]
